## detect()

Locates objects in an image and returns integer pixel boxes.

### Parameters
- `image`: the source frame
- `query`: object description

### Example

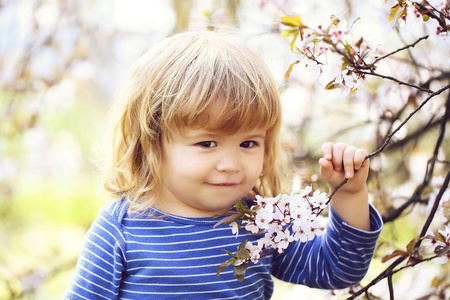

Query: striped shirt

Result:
[63,198,383,299]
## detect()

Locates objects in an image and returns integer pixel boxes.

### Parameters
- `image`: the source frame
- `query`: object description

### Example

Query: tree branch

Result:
[382,93,449,223]
[415,93,450,239]
[349,94,450,298]
[383,118,441,152]
[418,169,450,241]
[373,35,429,64]
[388,274,395,300]
[367,84,450,159]
[414,1,449,29]
[357,70,434,93]
[346,255,407,299]
[321,87,448,220]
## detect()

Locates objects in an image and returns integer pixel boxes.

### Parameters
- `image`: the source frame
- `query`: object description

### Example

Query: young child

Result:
[63,31,383,299]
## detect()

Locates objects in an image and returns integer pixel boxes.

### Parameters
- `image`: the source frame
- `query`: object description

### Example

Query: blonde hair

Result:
[104,31,284,213]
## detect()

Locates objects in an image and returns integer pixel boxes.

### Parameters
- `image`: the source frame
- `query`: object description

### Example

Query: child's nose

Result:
[216,152,241,173]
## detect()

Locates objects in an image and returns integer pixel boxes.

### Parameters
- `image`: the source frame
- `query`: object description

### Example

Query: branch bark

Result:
[372,35,429,64]
[348,171,450,299]
[367,84,450,160]
[382,89,450,223]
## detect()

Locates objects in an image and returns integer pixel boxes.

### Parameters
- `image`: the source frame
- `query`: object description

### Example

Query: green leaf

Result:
[234,199,246,214]
[213,214,241,228]
[233,199,258,217]
[381,250,408,263]
[348,17,361,31]
[330,15,340,26]
[325,80,341,90]
[280,15,303,27]
[285,60,300,79]
[322,37,334,46]
[355,37,364,48]
[388,4,401,21]
[222,248,237,258]
[406,238,417,253]
[217,257,237,277]
[289,31,300,50]
[431,276,440,288]
[344,42,353,56]
[236,240,251,260]
[233,263,248,282]
[213,207,240,219]
[281,27,299,38]
[280,15,307,42]
[398,7,407,20]
[422,14,430,21]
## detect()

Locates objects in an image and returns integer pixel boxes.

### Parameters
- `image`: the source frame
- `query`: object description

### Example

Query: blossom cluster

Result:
[393,0,449,35]
[423,226,450,264]
[230,186,327,264]
[280,15,376,94]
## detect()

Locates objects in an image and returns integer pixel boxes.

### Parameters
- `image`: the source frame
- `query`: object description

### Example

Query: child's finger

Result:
[321,142,334,160]
[318,157,334,180]
[343,146,357,178]
[354,148,368,170]
[331,143,347,172]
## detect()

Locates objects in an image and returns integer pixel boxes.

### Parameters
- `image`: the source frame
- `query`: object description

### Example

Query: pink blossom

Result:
[244,221,259,234]
[228,186,328,264]
[230,222,239,237]
[254,208,274,230]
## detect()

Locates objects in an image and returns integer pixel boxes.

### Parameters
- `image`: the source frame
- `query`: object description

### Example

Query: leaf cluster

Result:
[216,240,250,282]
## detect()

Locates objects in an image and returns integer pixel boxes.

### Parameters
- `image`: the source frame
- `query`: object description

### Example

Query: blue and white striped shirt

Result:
[63,198,383,299]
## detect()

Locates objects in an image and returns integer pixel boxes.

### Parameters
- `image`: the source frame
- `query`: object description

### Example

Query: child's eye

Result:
[240,141,257,148]
[197,141,217,148]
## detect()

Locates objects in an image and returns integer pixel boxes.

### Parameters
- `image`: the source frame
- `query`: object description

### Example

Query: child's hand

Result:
[319,142,370,195]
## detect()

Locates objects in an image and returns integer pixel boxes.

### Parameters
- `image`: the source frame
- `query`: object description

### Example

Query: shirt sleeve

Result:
[271,203,383,290]
[62,201,128,300]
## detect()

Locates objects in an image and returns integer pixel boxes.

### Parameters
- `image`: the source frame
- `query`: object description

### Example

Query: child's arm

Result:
[273,145,381,287]
[319,142,371,231]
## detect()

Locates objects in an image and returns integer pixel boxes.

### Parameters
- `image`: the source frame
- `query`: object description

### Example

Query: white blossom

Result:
[229,186,328,264]
[423,226,450,265]
[254,208,274,230]
[438,226,450,243]
[230,222,239,237]
[244,221,259,234]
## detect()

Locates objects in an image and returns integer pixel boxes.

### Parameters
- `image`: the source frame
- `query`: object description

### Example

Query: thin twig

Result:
[391,255,440,275]
[357,70,433,93]
[373,35,429,64]
[414,1,449,28]
[316,178,349,215]
[382,94,449,223]
[322,86,448,216]
[388,274,395,300]
[347,99,450,298]
[417,170,450,242]
[346,255,407,299]
[367,84,450,159]
[383,118,441,152]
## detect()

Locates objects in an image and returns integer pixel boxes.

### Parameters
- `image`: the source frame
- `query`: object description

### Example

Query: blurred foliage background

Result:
[0,0,449,299]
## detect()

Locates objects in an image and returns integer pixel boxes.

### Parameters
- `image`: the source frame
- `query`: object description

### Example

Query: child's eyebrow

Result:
[183,131,266,140]
[183,131,220,139]
[245,133,266,140]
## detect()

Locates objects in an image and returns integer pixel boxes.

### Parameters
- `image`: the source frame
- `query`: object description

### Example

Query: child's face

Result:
[157,126,266,218]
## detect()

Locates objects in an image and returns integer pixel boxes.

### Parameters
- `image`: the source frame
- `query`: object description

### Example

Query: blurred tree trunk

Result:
[172,0,192,33]
[227,0,240,26]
